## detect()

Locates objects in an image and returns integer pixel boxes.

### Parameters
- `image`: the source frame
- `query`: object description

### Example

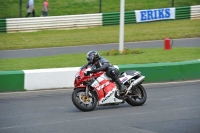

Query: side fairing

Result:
[98,87,123,105]
[91,74,123,105]
[120,75,133,84]
[91,76,113,101]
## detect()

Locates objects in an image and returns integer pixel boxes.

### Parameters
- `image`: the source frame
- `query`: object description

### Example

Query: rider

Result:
[86,50,127,94]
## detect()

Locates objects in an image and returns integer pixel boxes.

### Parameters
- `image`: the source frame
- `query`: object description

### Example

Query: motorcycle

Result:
[72,64,147,112]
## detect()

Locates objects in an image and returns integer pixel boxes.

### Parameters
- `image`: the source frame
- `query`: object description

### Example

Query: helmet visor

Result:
[86,54,94,62]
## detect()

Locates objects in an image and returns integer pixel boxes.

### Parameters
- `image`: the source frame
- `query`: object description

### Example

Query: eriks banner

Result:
[135,8,175,23]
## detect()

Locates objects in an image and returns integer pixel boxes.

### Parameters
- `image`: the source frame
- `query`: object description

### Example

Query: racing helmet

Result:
[86,50,100,64]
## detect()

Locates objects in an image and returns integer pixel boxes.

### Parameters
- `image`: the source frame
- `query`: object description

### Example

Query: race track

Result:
[0,38,200,58]
[0,80,200,133]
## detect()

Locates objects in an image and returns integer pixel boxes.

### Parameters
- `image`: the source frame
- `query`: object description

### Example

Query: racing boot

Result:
[119,84,128,95]
[115,79,127,95]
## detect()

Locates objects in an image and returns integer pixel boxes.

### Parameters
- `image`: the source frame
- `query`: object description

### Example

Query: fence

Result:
[0,5,199,33]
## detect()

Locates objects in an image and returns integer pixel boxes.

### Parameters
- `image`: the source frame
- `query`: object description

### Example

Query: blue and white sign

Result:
[135,8,175,23]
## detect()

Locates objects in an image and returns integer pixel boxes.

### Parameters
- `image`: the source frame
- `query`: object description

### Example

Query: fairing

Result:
[74,66,123,105]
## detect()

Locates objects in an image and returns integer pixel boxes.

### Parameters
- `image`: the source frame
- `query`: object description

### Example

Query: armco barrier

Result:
[176,6,190,19]
[118,60,200,82]
[6,13,102,33]
[0,60,199,92]
[0,19,6,33]
[102,11,135,26]
[191,5,200,19]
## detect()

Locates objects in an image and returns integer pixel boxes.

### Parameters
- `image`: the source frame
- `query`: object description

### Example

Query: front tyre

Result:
[72,89,97,112]
[126,84,147,106]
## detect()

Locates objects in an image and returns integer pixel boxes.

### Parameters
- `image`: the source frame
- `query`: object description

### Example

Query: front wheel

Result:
[72,89,97,112]
[125,84,147,106]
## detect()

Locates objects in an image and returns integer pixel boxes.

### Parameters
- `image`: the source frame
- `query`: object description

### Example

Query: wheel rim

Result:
[76,91,94,107]
[131,86,145,101]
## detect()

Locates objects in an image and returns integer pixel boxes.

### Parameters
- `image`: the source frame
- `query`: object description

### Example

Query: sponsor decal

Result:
[121,77,128,83]
[135,8,175,23]
[102,91,115,103]
[96,81,110,91]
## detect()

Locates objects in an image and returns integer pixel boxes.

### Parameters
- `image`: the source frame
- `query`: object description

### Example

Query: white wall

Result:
[23,65,119,91]
[24,67,80,90]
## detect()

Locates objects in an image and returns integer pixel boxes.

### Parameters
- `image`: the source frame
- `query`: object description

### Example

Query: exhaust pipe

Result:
[126,76,145,93]
[115,76,145,99]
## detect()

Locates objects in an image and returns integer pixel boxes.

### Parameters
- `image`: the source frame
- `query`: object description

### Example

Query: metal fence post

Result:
[20,0,22,17]
[171,0,174,7]
[99,0,102,13]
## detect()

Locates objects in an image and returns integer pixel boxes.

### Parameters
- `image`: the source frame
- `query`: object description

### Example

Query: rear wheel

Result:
[125,84,147,106]
[72,89,97,112]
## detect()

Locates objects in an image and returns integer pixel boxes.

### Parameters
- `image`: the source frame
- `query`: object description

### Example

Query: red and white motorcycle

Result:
[72,64,147,112]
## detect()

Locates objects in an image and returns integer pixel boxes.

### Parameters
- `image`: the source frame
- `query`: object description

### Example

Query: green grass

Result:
[0,19,200,50]
[0,47,200,71]
[0,0,200,18]
[0,1,200,71]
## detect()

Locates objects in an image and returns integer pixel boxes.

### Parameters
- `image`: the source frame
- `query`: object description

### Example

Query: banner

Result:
[135,8,175,23]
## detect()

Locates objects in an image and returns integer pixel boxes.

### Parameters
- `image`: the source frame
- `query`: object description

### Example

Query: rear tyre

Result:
[72,89,97,112]
[125,84,147,106]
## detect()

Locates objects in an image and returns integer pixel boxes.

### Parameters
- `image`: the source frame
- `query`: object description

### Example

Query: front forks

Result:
[85,85,92,97]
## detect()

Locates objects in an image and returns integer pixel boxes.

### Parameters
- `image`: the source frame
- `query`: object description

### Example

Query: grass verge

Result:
[0,19,200,50]
[0,47,200,71]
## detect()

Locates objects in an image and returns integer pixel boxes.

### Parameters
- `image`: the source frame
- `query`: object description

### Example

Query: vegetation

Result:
[0,0,200,18]
[103,48,144,56]
[0,47,200,71]
[0,19,199,50]
[0,0,199,71]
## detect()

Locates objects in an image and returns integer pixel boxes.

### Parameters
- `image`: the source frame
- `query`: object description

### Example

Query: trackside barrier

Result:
[0,61,199,92]
[24,67,80,91]
[102,11,135,26]
[191,5,200,19]
[1,5,200,33]
[0,71,24,92]
[102,6,194,26]
[176,6,190,20]
[118,60,200,82]
[23,65,118,91]
[0,19,6,33]
[6,13,102,33]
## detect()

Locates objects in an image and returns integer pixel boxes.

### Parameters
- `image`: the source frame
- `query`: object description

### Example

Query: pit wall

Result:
[0,60,200,92]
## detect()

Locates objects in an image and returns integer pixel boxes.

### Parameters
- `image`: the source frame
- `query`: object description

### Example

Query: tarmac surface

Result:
[0,38,200,133]
[0,80,200,133]
[0,38,199,59]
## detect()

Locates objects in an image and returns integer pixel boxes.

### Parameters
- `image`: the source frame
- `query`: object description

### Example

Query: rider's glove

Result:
[84,69,99,76]
[91,69,99,73]
[84,71,91,76]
